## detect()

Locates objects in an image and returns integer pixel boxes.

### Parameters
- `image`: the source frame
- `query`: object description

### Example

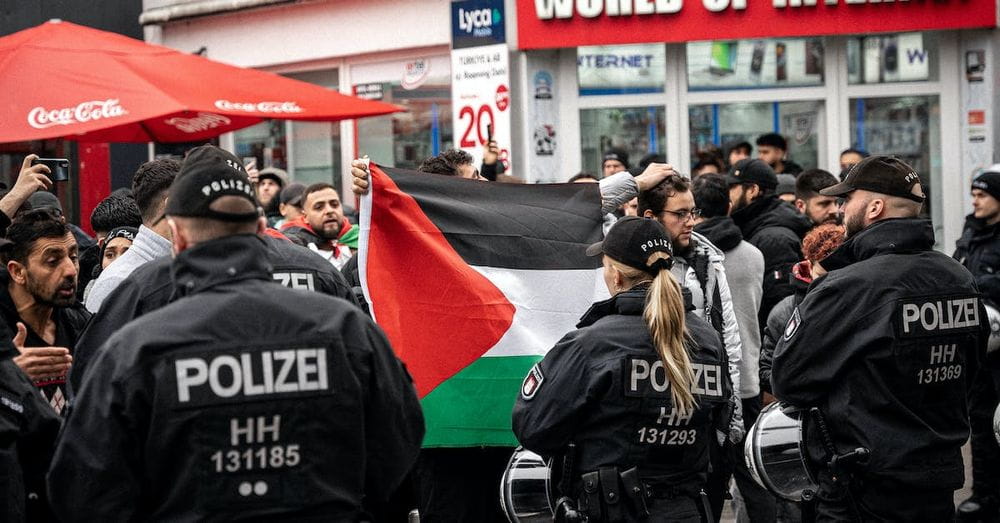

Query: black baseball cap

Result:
[602,148,630,169]
[820,155,925,203]
[726,159,777,190]
[585,216,673,275]
[165,145,260,222]
[280,182,307,206]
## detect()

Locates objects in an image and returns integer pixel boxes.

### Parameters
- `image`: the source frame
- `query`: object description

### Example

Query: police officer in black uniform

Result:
[48,145,424,521]
[0,324,60,523]
[772,156,989,521]
[513,216,731,522]
[69,226,358,392]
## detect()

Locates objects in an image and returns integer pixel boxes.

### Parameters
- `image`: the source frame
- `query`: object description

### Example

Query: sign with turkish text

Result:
[451,43,512,171]
[516,0,996,50]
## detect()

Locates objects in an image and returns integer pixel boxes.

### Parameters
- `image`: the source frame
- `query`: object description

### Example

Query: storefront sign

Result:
[516,0,996,49]
[451,44,512,170]
[577,44,666,95]
[354,83,384,101]
[452,0,506,49]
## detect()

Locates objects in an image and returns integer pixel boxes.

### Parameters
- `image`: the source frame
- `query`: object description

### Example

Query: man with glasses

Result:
[727,158,810,327]
[639,174,745,520]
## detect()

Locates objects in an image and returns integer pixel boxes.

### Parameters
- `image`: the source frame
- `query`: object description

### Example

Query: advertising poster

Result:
[450,44,511,170]
[451,0,511,170]
[687,38,823,89]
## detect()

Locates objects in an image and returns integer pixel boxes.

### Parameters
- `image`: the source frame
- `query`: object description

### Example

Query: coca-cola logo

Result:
[27,99,127,129]
[214,100,303,114]
[165,113,233,134]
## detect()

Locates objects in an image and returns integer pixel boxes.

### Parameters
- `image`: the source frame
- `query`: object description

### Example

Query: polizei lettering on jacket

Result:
[175,348,329,404]
[625,357,723,398]
[898,295,981,337]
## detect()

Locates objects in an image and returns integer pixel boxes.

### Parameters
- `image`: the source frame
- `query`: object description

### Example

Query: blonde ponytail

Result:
[608,255,695,416]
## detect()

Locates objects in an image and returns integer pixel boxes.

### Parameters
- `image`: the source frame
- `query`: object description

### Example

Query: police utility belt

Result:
[575,466,704,522]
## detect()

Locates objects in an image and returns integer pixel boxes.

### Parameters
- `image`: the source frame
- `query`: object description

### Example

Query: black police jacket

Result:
[512,285,731,491]
[954,214,1000,305]
[732,195,810,326]
[772,218,988,490]
[70,234,358,392]
[0,341,61,523]
[48,234,424,521]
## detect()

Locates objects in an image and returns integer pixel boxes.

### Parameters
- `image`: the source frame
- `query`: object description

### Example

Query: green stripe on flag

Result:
[420,355,541,448]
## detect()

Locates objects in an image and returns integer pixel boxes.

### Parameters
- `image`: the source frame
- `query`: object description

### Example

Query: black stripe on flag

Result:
[384,167,603,270]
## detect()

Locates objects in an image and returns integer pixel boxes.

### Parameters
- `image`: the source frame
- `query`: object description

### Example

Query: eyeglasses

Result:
[661,208,702,221]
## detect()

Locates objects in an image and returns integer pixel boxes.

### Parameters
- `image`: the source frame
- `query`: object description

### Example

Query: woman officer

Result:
[512,216,732,522]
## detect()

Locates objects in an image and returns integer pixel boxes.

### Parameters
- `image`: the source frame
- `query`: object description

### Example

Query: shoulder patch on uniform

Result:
[783,308,801,341]
[521,364,544,401]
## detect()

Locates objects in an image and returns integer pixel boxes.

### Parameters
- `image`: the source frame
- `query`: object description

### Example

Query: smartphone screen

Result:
[32,158,70,182]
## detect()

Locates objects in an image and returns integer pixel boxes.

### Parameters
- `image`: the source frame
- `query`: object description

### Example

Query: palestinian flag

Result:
[359,165,607,447]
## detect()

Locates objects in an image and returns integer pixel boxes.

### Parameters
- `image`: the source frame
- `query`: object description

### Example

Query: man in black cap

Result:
[602,147,630,178]
[953,165,1000,521]
[276,182,306,229]
[755,133,801,176]
[771,156,988,521]
[255,166,287,227]
[726,158,810,325]
[50,145,423,521]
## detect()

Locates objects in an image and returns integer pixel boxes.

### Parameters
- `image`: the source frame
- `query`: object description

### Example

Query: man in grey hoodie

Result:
[692,173,775,523]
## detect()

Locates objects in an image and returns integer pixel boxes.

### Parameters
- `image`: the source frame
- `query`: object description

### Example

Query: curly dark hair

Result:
[638,175,692,216]
[3,209,70,265]
[418,149,474,177]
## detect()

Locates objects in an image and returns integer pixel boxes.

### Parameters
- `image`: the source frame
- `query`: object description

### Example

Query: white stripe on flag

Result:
[470,266,610,358]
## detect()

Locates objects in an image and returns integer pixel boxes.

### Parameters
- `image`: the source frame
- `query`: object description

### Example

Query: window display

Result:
[687,38,824,90]
[580,106,665,176]
[577,44,666,96]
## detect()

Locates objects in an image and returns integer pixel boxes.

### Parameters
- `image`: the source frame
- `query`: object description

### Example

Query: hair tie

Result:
[648,257,674,274]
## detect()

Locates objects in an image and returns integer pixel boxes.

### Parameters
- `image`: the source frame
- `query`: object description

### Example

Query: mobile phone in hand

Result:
[32,158,70,182]
[487,124,494,143]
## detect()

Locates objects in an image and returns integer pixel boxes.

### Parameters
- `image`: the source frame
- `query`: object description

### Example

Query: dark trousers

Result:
[706,395,779,522]
[733,395,779,522]
[969,367,1000,507]
[648,495,702,522]
[815,475,954,523]
[413,447,512,523]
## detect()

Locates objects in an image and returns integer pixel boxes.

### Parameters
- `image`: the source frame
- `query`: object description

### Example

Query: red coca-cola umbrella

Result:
[0,20,400,143]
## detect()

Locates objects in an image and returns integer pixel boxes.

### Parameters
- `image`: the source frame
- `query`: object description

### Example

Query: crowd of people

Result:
[0,128,997,523]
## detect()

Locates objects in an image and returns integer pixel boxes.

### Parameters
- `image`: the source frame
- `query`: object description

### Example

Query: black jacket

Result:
[954,214,1000,305]
[732,195,810,326]
[693,216,742,253]
[0,273,90,415]
[772,218,988,490]
[70,235,358,392]
[758,261,810,394]
[0,341,61,523]
[48,234,423,521]
[512,285,731,491]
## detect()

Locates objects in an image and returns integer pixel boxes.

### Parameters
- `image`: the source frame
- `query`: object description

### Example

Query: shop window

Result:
[689,101,823,171]
[233,69,343,193]
[577,44,666,96]
[580,106,665,177]
[850,96,940,240]
[355,81,453,170]
[687,39,824,90]
[847,32,938,84]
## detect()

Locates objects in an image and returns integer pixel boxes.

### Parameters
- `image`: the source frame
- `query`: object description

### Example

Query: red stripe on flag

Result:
[366,165,516,398]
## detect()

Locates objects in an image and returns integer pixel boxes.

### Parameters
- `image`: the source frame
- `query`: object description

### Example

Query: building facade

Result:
[142,0,999,248]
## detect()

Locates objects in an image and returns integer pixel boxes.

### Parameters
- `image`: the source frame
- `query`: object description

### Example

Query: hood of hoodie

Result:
[733,195,811,241]
[693,216,743,252]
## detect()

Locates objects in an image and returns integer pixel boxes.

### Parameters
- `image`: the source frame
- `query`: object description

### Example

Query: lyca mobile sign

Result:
[517,0,996,49]
[453,0,507,49]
